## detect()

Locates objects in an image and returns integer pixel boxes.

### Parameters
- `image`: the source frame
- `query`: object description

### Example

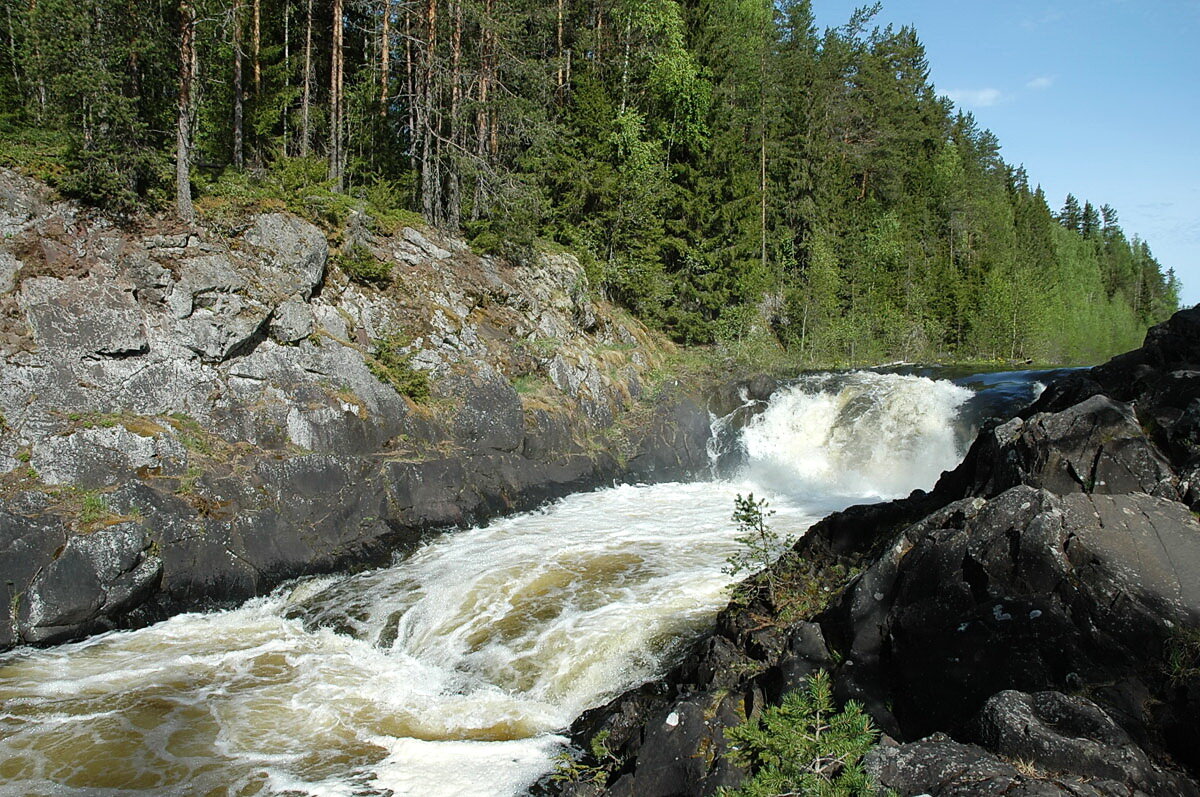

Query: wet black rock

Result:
[551,307,1200,796]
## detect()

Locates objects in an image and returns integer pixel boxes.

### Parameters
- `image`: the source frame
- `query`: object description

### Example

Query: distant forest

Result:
[0,0,1180,363]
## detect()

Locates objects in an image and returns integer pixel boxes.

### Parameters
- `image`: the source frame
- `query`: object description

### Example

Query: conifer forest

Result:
[0,0,1180,364]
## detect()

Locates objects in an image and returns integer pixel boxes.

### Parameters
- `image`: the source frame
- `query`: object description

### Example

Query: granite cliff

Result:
[0,169,717,649]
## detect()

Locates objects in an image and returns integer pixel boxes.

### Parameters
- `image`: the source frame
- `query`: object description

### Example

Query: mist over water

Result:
[0,371,989,796]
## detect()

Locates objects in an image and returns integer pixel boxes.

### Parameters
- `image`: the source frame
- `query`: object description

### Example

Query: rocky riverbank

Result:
[548,308,1200,796]
[0,169,728,650]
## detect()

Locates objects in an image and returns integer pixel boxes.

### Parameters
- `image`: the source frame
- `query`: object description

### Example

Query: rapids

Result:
[0,370,1046,796]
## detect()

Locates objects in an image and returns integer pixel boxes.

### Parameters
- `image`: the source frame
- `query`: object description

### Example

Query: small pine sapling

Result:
[722,669,879,797]
[724,493,795,605]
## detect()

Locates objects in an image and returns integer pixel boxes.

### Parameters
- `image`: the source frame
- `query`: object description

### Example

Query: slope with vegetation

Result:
[0,0,1180,367]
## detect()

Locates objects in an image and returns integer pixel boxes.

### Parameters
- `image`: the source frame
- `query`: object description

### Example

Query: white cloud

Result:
[1022,8,1065,28]
[944,88,1004,108]
[1026,76,1055,90]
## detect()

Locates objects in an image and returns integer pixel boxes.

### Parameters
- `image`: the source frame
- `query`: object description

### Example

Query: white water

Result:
[0,372,974,797]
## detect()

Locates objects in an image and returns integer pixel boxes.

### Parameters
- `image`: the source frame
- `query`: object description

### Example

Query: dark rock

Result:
[864,732,1135,797]
[0,510,67,648]
[955,395,1177,500]
[18,522,161,643]
[974,690,1200,796]
[625,393,713,482]
[602,691,747,797]
[827,486,1200,742]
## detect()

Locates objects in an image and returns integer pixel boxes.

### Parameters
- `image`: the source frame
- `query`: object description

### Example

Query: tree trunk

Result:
[444,0,460,229]
[405,5,415,150]
[176,0,196,221]
[252,0,261,94]
[282,0,289,151]
[299,0,312,155]
[379,0,390,114]
[27,0,47,119]
[555,0,564,93]
[471,0,492,219]
[328,0,344,189]
[5,3,20,103]
[419,0,438,224]
[233,0,244,168]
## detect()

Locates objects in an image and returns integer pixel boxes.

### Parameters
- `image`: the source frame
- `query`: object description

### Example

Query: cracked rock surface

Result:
[0,170,718,649]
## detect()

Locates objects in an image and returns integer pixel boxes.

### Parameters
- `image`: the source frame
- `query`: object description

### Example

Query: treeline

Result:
[0,0,1179,363]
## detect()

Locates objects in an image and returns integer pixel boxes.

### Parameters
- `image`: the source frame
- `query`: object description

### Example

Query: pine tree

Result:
[724,670,879,797]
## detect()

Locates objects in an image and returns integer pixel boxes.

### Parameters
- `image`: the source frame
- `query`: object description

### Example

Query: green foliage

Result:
[336,245,392,285]
[78,491,111,525]
[0,0,1178,362]
[196,156,422,234]
[771,559,862,624]
[723,670,879,797]
[368,337,430,402]
[724,494,796,605]
[1165,627,1200,686]
[511,374,547,395]
[550,730,617,786]
[167,414,214,457]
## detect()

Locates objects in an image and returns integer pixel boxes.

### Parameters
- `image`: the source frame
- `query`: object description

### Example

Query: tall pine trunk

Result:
[176,0,196,221]
[444,0,460,229]
[252,0,260,94]
[419,0,438,224]
[328,0,344,189]
[299,0,312,155]
[379,0,390,114]
[233,0,244,168]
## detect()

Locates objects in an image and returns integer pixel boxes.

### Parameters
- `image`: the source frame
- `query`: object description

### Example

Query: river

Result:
[0,369,1062,796]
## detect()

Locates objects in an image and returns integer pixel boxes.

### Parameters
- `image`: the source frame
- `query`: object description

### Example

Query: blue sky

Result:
[813,0,1200,307]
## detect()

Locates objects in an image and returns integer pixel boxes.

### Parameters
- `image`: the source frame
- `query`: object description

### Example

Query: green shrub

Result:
[196,156,423,235]
[723,670,879,797]
[337,244,392,285]
[78,492,110,525]
[1165,627,1200,685]
[368,336,430,402]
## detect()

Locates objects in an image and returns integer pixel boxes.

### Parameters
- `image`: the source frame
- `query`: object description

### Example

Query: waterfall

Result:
[0,371,992,797]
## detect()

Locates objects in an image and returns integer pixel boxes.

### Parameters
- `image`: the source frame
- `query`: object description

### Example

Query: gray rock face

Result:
[964,395,1178,500]
[240,213,328,299]
[270,295,314,343]
[0,168,49,236]
[31,425,188,487]
[20,276,147,357]
[0,251,20,294]
[0,170,705,653]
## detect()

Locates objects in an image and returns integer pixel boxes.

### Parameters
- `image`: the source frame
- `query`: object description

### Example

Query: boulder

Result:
[0,251,20,294]
[975,690,1199,796]
[19,276,147,357]
[864,733,1134,797]
[18,522,162,644]
[270,295,315,343]
[239,212,328,299]
[957,395,1177,500]
[827,485,1200,741]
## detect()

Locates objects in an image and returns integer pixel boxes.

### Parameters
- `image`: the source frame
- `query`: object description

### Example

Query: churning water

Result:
[0,371,1017,796]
